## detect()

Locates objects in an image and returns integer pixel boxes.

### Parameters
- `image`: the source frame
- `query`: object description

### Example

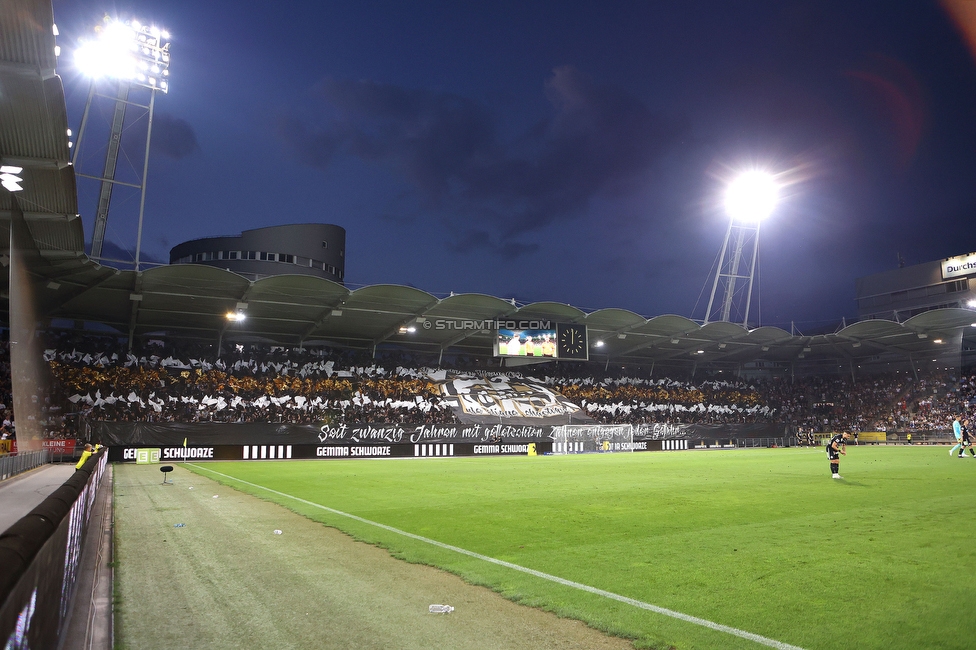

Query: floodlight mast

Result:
[703,171,777,328]
[72,17,171,270]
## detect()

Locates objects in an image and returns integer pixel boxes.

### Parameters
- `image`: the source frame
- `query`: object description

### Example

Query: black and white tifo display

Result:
[438,372,592,425]
[551,424,635,454]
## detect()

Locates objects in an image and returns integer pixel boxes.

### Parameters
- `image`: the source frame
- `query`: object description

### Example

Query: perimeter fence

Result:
[0,450,107,649]
[0,450,48,482]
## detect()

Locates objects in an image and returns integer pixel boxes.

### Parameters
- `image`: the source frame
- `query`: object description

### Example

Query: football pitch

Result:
[164,446,974,649]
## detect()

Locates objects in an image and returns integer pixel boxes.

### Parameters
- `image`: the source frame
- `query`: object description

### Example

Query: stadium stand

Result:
[3,330,966,439]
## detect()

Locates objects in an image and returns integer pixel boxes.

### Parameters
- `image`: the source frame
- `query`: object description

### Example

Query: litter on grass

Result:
[428,604,454,614]
[273,530,283,535]
[174,523,185,528]
[212,495,219,499]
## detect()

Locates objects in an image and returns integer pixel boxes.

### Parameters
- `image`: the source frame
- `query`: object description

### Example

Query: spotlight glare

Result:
[73,17,171,92]
[725,170,779,223]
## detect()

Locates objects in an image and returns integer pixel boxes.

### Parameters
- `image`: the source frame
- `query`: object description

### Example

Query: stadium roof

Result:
[2,0,973,374]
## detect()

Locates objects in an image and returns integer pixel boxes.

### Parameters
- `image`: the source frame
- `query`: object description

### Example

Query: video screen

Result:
[494,328,557,358]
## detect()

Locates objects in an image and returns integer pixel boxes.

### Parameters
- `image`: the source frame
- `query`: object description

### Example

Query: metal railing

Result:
[734,437,791,448]
[0,449,49,481]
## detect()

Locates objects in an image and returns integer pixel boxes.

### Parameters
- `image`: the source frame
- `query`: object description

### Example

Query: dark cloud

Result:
[277,116,342,168]
[445,229,540,260]
[279,66,683,252]
[151,113,200,160]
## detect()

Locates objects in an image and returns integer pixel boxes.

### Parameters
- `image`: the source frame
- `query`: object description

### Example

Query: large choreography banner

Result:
[437,373,592,425]
[95,420,788,446]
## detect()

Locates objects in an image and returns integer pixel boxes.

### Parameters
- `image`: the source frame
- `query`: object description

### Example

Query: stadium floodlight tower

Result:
[704,170,779,327]
[71,16,171,270]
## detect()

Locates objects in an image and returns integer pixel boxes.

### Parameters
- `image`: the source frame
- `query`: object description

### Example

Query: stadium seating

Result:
[0,332,970,439]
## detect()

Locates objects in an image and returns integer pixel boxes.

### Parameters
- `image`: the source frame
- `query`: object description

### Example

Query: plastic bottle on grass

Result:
[429,604,454,614]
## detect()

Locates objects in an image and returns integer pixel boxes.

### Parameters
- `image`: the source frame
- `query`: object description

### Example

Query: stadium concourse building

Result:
[857,251,976,372]
[169,224,346,284]
[856,251,976,321]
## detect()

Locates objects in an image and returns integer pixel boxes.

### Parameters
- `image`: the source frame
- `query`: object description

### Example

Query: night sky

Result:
[51,1,976,330]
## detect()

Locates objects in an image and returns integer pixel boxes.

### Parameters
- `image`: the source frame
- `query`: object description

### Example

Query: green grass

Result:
[186,446,976,649]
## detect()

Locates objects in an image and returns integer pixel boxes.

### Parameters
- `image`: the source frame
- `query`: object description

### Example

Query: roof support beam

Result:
[216,282,256,347]
[371,298,440,349]
[0,60,56,80]
[0,155,71,170]
[298,303,345,345]
[0,210,78,220]
[127,272,144,352]
[439,327,489,351]
[37,266,119,318]
[609,324,703,360]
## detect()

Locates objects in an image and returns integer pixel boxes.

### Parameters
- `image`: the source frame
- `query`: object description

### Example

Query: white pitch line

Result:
[190,464,805,650]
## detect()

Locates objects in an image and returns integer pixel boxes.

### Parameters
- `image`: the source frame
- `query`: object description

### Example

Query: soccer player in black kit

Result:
[959,418,976,458]
[826,432,849,479]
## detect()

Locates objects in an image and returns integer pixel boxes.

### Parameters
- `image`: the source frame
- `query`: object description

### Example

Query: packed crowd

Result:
[47,348,457,425]
[548,376,772,424]
[900,372,976,430]
[0,331,972,439]
[0,339,74,441]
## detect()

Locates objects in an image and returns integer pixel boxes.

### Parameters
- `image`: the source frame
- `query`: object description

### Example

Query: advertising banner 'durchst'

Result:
[941,251,976,279]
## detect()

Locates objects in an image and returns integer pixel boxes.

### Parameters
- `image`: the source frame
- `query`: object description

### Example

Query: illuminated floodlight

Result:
[725,171,779,223]
[0,166,24,192]
[967,299,976,308]
[74,17,171,93]
[225,311,246,322]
